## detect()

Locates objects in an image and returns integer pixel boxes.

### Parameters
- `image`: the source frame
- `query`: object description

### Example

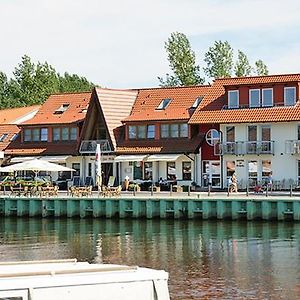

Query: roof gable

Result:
[0,105,40,125]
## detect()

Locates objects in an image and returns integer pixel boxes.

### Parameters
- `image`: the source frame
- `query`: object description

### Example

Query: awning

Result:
[10,156,39,163]
[146,154,183,162]
[40,156,70,163]
[115,155,147,162]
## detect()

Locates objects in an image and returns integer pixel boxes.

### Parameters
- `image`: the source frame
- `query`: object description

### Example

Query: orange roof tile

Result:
[0,105,40,125]
[23,92,92,125]
[0,125,20,151]
[189,73,300,124]
[123,85,211,122]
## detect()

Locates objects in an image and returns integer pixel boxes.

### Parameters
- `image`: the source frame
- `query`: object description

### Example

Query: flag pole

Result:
[96,144,102,192]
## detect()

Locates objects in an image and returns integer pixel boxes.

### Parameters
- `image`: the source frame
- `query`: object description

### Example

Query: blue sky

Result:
[0,0,300,88]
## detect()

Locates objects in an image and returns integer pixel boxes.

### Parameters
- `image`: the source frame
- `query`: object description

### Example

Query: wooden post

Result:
[170,184,173,196]
[188,185,191,196]
[151,184,154,196]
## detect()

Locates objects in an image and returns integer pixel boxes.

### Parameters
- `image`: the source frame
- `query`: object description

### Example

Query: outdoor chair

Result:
[107,176,116,187]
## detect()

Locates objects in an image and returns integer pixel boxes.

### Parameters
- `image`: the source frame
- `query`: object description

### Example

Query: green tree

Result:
[255,59,269,76]
[204,40,234,79]
[158,32,204,87]
[0,55,95,109]
[234,50,252,77]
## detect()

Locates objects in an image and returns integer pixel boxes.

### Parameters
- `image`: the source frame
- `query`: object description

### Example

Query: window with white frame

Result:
[262,88,273,107]
[128,125,137,139]
[137,125,146,139]
[249,89,260,108]
[157,98,172,110]
[0,133,8,142]
[182,161,192,180]
[40,128,48,141]
[205,129,220,146]
[160,123,188,138]
[228,90,239,108]
[284,87,296,106]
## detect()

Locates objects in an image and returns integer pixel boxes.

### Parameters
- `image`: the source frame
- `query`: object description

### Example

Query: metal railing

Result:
[285,140,300,155]
[222,101,297,110]
[79,140,112,154]
[215,141,274,155]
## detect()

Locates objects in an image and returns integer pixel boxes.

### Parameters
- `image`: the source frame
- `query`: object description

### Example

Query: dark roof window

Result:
[191,96,203,108]
[54,103,70,114]
[0,133,8,142]
[156,98,172,110]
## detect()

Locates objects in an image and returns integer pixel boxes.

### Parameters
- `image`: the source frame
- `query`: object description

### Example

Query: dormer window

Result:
[191,96,203,109]
[284,87,296,106]
[157,98,172,110]
[249,89,260,108]
[0,133,8,142]
[228,90,239,109]
[54,103,70,114]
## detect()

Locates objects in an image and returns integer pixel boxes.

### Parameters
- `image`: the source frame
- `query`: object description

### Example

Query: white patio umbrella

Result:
[0,159,75,172]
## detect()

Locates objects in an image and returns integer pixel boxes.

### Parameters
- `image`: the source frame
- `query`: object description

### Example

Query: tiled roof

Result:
[116,135,203,154]
[22,92,92,125]
[95,88,138,149]
[0,105,40,125]
[123,85,211,122]
[189,73,300,124]
[0,125,20,151]
[5,142,78,156]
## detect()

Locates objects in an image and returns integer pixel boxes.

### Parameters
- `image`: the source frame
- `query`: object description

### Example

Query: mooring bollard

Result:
[290,185,293,197]
[133,185,136,196]
[246,185,249,197]
[227,187,230,197]
[170,184,173,196]
[208,184,211,196]
[188,185,191,196]
[266,185,268,197]
[151,184,154,196]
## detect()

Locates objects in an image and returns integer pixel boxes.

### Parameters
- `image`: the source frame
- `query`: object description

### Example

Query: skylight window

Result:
[157,98,172,110]
[54,103,70,114]
[10,133,19,141]
[191,96,203,108]
[0,133,8,142]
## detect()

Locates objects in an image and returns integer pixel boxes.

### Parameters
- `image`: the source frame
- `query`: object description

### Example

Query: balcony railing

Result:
[285,140,300,154]
[215,141,274,155]
[222,101,297,110]
[79,140,112,154]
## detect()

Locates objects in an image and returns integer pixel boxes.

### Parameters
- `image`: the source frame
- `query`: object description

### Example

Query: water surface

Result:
[0,218,300,299]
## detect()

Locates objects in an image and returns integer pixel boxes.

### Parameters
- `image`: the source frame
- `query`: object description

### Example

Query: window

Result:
[144,162,153,180]
[226,126,235,142]
[0,133,8,142]
[147,125,155,139]
[72,163,80,177]
[53,128,60,141]
[62,128,69,141]
[137,125,146,139]
[133,161,143,180]
[226,161,235,177]
[284,87,296,106]
[261,126,271,141]
[24,129,31,142]
[179,124,188,137]
[262,160,271,180]
[205,129,220,146]
[262,88,273,107]
[10,133,18,141]
[170,124,179,138]
[40,128,48,141]
[228,90,239,108]
[182,162,192,180]
[248,126,257,141]
[128,126,137,139]
[54,103,70,114]
[191,96,203,108]
[157,98,171,110]
[32,128,39,142]
[167,162,176,180]
[161,124,169,138]
[249,89,260,108]
[70,127,77,140]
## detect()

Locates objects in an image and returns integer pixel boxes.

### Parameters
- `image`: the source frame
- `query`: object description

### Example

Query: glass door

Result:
[202,161,221,187]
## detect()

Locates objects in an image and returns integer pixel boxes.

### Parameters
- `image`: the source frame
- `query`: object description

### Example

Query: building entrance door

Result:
[202,160,221,187]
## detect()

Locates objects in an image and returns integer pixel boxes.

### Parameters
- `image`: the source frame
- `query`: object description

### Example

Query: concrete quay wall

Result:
[0,196,300,220]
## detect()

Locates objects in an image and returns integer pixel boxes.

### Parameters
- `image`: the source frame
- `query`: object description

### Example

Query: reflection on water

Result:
[1,218,300,299]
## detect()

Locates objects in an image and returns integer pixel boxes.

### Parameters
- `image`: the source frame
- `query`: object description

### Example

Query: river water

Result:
[0,218,299,299]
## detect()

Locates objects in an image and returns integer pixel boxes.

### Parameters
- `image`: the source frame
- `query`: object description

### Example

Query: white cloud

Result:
[0,0,300,87]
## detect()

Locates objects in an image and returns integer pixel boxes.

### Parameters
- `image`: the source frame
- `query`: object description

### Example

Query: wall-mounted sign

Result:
[236,159,244,167]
